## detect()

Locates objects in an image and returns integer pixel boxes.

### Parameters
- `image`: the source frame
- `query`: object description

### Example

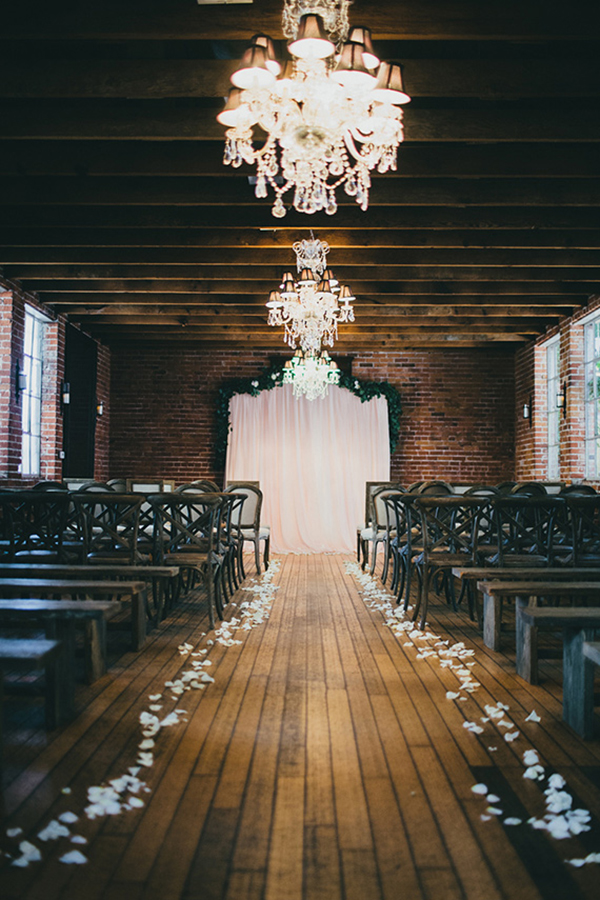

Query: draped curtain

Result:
[225,383,390,553]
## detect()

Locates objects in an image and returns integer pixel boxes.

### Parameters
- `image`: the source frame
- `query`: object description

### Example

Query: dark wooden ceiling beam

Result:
[3,176,599,207]
[4,248,598,266]
[2,141,598,179]
[58,304,571,319]
[39,292,583,308]
[4,205,596,230]
[67,316,550,333]
[0,101,598,142]
[6,229,600,250]
[3,0,597,42]
[7,265,599,282]
[2,59,599,100]
[30,281,592,297]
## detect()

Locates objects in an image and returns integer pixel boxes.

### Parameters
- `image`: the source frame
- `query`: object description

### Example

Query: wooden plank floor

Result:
[1,554,600,900]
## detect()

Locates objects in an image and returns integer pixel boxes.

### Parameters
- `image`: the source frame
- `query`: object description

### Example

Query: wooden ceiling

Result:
[1,0,599,350]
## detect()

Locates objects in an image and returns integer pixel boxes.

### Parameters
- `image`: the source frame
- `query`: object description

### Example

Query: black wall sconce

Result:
[61,381,71,408]
[15,361,27,400]
[556,380,567,419]
[523,394,533,427]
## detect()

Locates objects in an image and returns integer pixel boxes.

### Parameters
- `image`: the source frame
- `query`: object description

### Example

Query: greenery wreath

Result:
[215,359,402,467]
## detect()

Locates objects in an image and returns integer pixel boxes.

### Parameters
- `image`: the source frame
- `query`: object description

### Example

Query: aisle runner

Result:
[3,562,281,869]
[345,560,600,868]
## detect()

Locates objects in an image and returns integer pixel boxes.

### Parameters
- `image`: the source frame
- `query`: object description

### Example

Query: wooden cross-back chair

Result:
[149,492,224,627]
[489,496,567,568]
[72,492,146,566]
[223,482,270,575]
[0,490,70,562]
[411,495,490,628]
[565,495,600,568]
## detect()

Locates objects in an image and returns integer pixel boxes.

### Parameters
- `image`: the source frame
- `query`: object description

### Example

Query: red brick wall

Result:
[353,350,515,485]
[108,344,516,487]
[515,295,600,484]
[94,342,111,481]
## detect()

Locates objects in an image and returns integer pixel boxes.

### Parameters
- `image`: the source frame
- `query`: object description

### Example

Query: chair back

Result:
[464,484,500,497]
[495,481,517,494]
[149,492,222,562]
[416,480,454,495]
[510,481,548,496]
[559,484,597,496]
[223,483,262,530]
[106,478,127,492]
[414,496,488,562]
[72,492,144,564]
[77,481,116,492]
[564,495,600,567]
[31,481,68,491]
[372,486,404,530]
[176,480,221,493]
[491,496,565,566]
[0,490,69,561]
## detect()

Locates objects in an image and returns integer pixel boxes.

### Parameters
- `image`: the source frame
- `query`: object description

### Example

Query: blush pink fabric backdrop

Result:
[225,383,390,553]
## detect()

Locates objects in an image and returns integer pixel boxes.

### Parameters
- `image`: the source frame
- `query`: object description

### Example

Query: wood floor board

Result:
[326,687,374,853]
[264,775,305,900]
[2,553,600,900]
[303,825,342,900]
[412,746,504,900]
[133,774,218,900]
[304,682,335,829]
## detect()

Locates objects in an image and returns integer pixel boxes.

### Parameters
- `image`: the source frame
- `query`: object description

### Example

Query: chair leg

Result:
[254,537,261,575]
[360,539,369,571]
[381,540,390,584]
[370,540,379,576]
[263,535,270,570]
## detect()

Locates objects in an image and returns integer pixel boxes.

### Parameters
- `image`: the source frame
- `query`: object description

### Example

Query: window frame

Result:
[584,313,600,480]
[20,306,47,477]
[545,336,560,481]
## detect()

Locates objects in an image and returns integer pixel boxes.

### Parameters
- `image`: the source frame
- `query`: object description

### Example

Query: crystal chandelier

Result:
[217,1,410,218]
[283,349,340,401]
[266,233,354,352]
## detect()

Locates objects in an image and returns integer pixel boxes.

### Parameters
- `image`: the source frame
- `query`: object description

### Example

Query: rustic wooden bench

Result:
[0,598,123,686]
[474,577,600,651]
[0,638,65,757]
[517,608,600,738]
[0,564,180,622]
[0,578,148,651]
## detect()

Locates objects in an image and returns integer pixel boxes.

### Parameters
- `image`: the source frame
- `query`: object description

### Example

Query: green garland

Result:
[215,360,402,467]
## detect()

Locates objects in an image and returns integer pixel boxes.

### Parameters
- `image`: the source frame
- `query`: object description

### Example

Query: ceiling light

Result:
[266,233,354,352]
[218,0,410,218]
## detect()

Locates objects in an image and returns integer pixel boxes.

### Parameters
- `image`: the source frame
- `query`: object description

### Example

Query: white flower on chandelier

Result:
[282,348,340,401]
[217,1,410,217]
[266,233,354,352]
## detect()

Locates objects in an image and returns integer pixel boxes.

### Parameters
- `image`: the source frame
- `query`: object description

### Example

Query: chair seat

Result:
[241,526,270,540]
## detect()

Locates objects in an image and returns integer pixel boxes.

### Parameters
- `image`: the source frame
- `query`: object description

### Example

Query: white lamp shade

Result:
[371,62,411,104]
[231,46,277,90]
[288,14,335,60]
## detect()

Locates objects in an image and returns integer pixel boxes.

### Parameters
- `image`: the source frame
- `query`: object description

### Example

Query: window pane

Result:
[21,308,45,476]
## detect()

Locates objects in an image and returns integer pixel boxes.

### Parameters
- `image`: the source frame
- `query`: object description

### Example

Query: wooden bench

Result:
[0,564,180,622]
[0,578,148,651]
[0,598,123,686]
[474,578,600,651]
[517,608,600,738]
[0,638,65,756]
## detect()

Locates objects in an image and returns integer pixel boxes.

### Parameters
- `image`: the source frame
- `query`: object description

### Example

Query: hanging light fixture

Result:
[217,0,410,218]
[282,349,340,400]
[266,233,354,352]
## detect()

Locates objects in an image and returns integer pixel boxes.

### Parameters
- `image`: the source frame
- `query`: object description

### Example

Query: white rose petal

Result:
[59,850,88,865]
